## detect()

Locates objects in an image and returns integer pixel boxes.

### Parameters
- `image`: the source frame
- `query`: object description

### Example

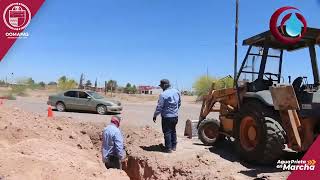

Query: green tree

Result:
[123,83,132,94]
[58,76,77,90]
[124,83,131,93]
[193,75,216,98]
[26,78,35,86]
[214,76,234,89]
[48,81,57,86]
[132,85,137,94]
[38,81,46,88]
[58,76,67,84]
[193,75,234,98]
[11,85,27,96]
[124,83,138,94]
[16,77,39,89]
[106,80,118,91]
[85,80,92,87]
[16,77,34,85]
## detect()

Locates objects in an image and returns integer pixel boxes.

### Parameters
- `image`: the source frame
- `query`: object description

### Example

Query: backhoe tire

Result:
[198,118,222,146]
[235,100,286,164]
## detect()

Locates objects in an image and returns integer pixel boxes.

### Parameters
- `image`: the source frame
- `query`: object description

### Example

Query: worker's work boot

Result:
[160,144,172,153]
[163,149,172,153]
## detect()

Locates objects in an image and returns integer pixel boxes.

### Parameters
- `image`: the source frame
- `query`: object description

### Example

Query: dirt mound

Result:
[0,107,129,180]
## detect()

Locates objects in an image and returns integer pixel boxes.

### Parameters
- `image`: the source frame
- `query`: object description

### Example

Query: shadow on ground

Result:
[52,109,120,115]
[140,143,166,153]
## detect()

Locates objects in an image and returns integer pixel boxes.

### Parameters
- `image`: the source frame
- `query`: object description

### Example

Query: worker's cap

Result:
[159,79,170,87]
[111,115,122,122]
[111,115,122,127]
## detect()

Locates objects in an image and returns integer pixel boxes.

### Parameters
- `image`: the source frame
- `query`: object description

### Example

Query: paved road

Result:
[4,96,209,136]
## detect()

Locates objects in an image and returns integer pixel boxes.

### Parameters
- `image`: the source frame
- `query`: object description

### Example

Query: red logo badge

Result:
[269,6,307,45]
[3,3,31,31]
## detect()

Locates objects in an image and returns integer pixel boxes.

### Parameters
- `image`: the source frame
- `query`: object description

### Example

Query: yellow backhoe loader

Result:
[198,27,320,164]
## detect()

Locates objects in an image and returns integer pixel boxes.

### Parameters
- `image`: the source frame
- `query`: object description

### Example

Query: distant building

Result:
[138,86,162,95]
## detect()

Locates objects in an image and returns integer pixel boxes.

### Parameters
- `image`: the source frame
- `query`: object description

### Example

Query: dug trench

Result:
[89,123,292,180]
[88,126,168,180]
[88,125,251,180]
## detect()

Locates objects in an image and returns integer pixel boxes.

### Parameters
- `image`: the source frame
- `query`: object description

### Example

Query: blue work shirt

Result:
[154,88,181,118]
[101,124,125,162]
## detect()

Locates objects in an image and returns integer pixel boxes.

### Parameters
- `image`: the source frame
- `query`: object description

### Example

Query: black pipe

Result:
[309,45,320,86]
[234,0,239,87]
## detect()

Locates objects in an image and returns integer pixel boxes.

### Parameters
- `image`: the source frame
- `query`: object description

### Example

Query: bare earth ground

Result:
[0,89,291,180]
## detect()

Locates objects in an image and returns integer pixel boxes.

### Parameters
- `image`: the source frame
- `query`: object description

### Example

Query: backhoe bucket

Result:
[270,85,302,151]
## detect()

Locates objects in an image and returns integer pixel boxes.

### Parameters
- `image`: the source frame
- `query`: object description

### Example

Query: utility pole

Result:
[234,0,239,86]
[79,73,84,89]
[111,82,113,97]
[206,66,209,80]
[234,0,241,109]
[10,73,14,85]
[94,78,97,91]
[104,81,107,95]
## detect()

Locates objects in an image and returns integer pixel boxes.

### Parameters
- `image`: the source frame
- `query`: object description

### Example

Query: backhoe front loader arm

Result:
[198,87,240,127]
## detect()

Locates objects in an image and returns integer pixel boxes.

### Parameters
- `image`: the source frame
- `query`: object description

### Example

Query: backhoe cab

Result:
[198,27,320,164]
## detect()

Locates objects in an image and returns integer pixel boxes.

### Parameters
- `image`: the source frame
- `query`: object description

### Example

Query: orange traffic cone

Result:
[48,106,53,118]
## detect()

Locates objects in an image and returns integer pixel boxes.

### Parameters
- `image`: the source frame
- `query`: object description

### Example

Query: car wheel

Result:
[56,102,66,112]
[97,105,107,115]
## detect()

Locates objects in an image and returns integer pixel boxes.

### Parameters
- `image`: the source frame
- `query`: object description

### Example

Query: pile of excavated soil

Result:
[0,107,129,180]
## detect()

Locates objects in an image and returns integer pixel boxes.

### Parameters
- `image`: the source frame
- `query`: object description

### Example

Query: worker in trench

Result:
[101,115,126,169]
[153,79,181,153]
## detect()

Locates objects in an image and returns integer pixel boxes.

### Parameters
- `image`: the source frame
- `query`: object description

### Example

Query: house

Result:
[138,86,162,95]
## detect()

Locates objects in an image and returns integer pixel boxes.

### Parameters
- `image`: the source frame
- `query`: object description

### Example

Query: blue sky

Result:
[0,0,320,89]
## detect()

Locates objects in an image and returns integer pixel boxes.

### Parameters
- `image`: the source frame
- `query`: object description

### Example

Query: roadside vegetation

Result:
[0,76,77,99]
[193,75,234,98]
[1,73,201,100]
[123,83,138,94]
[58,76,78,90]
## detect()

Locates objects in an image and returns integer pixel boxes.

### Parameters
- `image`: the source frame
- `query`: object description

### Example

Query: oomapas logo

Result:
[2,2,31,38]
[0,0,45,62]
[3,3,31,38]
[276,159,316,171]
[269,6,307,45]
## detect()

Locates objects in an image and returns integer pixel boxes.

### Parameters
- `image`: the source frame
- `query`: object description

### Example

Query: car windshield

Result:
[87,91,104,99]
